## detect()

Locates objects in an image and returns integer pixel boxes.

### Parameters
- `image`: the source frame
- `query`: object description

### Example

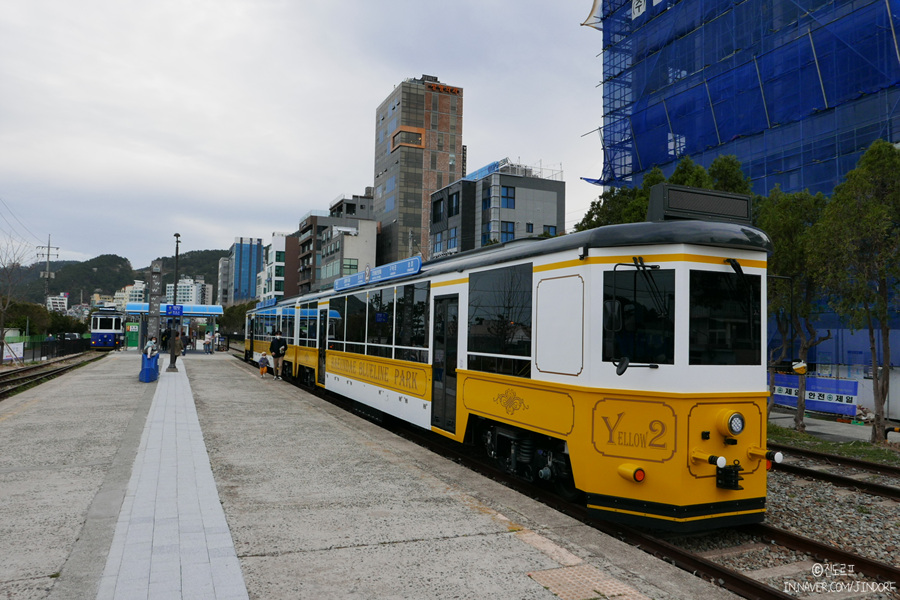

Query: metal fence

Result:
[2,336,91,364]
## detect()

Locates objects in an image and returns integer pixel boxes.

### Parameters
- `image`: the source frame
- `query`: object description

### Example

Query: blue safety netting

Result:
[585,0,900,196]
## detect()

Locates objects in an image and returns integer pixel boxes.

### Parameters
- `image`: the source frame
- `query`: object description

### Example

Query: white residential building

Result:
[46,293,69,313]
[166,277,213,305]
[114,280,147,310]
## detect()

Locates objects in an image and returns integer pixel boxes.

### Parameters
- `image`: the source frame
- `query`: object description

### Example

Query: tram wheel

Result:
[553,470,583,502]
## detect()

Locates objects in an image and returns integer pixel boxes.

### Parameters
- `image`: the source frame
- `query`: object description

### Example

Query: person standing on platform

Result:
[169,331,183,369]
[204,331,213,354]
[258,352,270,378]
[269,331,287,380]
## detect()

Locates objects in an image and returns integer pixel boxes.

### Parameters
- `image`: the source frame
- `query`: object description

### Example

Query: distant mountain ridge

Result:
[18,250,229,304]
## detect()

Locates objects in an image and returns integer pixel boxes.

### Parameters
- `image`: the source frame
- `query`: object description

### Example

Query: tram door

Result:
[247,318,255,360]
[431,295,459,433]
[317,309,328,385]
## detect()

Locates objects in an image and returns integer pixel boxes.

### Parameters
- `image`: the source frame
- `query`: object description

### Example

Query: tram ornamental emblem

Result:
[494,388,528,416]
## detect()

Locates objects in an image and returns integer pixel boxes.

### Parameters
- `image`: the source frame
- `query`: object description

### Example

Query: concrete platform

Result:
[0,350,736,599]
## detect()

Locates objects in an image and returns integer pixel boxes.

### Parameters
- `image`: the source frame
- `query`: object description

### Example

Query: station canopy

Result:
[125,303,224,317]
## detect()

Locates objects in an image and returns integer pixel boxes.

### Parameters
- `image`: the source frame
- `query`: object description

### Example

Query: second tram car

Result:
[245,201,781,531]
[90,307,125,350]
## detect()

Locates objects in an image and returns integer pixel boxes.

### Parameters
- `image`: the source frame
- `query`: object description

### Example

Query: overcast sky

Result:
[0,0,604,271]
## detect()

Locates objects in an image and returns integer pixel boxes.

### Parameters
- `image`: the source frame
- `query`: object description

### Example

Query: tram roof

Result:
[250,220,771,310]
[125,303,224,317]
[419,219,771,279]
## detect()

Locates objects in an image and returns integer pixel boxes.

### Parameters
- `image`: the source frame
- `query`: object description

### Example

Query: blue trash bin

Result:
[139,353,159,382]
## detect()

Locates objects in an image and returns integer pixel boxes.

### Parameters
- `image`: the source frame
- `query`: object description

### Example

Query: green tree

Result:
[220,301,254,336]
[757,186,830,427]
[667,156,713,188]
[808,139,900,443]
[48,311,86,336]
[574,167,665,231]
[575,155,753,231]
[0,240,31,362]
[709,155,753,195]
[6,301,51,335]
[574,186,640,231]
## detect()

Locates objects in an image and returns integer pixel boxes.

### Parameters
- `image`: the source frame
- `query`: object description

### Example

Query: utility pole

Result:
[36,235,59,300]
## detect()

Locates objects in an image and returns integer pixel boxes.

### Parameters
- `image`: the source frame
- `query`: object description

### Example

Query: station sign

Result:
[165,304,183,316]
[334,256,422,292]
[256,297,278,309]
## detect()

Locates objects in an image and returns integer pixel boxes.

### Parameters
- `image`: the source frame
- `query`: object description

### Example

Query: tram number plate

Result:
[592,399,676,462]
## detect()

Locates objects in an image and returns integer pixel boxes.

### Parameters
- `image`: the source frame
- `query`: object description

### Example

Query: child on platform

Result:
[259,352,270,378]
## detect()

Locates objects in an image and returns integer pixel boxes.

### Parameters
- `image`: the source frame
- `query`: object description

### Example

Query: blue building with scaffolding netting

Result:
[582,0,900,195]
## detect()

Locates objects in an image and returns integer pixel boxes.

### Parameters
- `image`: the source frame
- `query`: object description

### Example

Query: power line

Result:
[0,195,44,245]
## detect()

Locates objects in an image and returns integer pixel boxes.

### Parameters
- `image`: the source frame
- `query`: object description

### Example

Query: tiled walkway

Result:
[96,360,249,600]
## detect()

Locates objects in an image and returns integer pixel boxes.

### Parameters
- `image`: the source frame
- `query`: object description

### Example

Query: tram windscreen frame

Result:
[689,270,762,365]
[602,268,675,365]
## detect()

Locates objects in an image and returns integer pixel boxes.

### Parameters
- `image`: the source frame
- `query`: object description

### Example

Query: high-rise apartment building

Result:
[257,232,300,304]
[373,74,464,265]
[583,0,900,196]
[227,237,263,305]
[166,277,211,305]
[216,257,231,306]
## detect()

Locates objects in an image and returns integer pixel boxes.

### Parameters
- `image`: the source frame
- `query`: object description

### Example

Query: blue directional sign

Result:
[165,304,183,316]
[334,256,422,291]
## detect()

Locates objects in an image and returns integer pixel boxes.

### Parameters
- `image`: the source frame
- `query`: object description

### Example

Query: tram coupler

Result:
[716,460,744,490]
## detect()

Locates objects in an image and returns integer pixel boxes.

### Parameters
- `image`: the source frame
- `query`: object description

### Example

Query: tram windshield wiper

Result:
[725,258,756,316]
[633,256,668,318]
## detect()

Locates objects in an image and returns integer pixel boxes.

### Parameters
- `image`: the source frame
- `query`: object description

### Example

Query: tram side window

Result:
[395,282,430,363]
[367,288,395,358]
[329,297,346,351]
[689,270,761,365]
[602,269,675,365]
[255,314,273,342]
[345,293,367,354]
[298,302,317,347]
[468,263,533,378]
[282,314,295,344]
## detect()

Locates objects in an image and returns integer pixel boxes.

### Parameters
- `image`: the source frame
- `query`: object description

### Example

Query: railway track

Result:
[770,442,900,501]
[0,353,105,400]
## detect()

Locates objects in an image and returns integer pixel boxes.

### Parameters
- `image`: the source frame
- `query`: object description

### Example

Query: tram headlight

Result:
[728,413,745,435]
[717,410,745,437]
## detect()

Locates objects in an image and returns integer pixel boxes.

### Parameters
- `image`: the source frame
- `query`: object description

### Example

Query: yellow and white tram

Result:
[246,197,781,531]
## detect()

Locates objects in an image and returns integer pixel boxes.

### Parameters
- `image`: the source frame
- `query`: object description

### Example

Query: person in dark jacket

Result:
[269,331,287,380]
[169,331,184,370]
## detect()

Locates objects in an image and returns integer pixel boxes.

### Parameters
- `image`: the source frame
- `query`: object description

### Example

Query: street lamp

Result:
[173,233,181,304]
